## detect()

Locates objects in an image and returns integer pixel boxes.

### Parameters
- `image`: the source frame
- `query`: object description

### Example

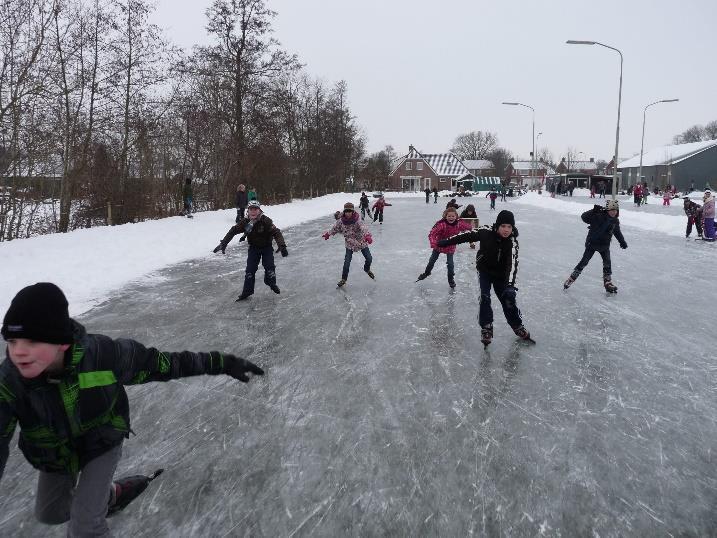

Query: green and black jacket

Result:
[0,321,229,480]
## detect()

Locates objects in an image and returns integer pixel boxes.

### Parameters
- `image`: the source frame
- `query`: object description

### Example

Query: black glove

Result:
[224,354,264,382]
[593,205,604,211]
[239,234,246,242]
[620,243,628,249]
[280,246,288,257]
[437,239,449,247]
[213,243,226,254]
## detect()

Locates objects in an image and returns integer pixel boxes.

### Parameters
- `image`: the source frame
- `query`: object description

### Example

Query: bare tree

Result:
[679,124,706,143]
[487,147,512,179]
[704,120,717,141]
[450,130,497,160]
[537,148,555,169]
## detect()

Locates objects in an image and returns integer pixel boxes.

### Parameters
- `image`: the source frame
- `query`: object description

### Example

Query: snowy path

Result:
[2,197,716,536]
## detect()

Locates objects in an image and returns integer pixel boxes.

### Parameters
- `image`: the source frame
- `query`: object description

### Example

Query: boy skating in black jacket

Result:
[214,200,288,301]
[564,199,627,293]
[0,283,264,536]
[439,210,531,347]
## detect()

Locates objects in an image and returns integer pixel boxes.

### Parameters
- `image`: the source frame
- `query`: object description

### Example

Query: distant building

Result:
[505,160,556,185]
[387,145,472,191]
[556,157,599,175]
[617,140,717,190]
[462,159,495,176]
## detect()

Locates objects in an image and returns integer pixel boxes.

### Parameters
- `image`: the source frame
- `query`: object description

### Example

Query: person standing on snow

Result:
[486,189,498,210]
[358,192,372,220]
[683,197,703,239]
[424,187,431,203]
[563,199,627,293]
[438,210,531,346]
[323,202,374,288]
[372,195,392,224]
[214,200,288,301]
[0,283,264,537]
[182,177,193,217]
[416,206,474,288]
[702,189,716,241]
[432,186,439,203]
[235,184,248,223]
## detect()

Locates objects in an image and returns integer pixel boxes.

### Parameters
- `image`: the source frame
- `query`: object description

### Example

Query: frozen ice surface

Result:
[1,197,716,536]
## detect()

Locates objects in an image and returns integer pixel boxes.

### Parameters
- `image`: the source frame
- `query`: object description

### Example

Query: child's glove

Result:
[280,246,288,257]
[620,243,628,249]
[223,354,265,382]
[213,243,226,254]
[239,234,246,242]
[437,239,449,247]
[593,205,604,211]
[322,232,330,240]
[364,234,373,244]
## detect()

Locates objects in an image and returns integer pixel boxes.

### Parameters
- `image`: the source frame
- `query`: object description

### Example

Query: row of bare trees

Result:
[0,0,364,240]
[673,120,717,144]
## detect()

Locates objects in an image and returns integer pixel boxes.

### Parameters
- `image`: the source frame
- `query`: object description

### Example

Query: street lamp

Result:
[502,101,535,187]
[566,40,623,199]
[638,99,679,189]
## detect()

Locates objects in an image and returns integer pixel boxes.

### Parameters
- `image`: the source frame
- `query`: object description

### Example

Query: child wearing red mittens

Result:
[322,203,374,287]
[416,206,473,288]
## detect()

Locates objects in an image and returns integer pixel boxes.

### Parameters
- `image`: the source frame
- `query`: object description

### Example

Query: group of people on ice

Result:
[683,189,715,241]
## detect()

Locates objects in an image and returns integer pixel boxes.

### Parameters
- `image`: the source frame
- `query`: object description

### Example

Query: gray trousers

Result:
[35,444,122,537]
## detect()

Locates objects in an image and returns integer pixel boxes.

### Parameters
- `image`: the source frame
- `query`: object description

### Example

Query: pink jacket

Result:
[327,212,372,251]
[428,218,473,254]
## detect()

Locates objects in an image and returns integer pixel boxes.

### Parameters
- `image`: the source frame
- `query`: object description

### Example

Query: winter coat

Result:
[327,212,371,251]
[359,194,370,208]
[581,206,627,250]
[372,199,391,210]
[248,190,257,201]
[486,192,498,201]
[220,213,286,249]
[0,321,230,479]
[235,190,248,209]
[459,208,478,219]
[429,218,473,254]
[702,195,715,219]
[684,201,702,219]
[441,225,520,285]
[182,183,193,200]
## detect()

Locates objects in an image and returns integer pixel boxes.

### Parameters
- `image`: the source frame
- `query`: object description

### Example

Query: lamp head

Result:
[566,40,596,45]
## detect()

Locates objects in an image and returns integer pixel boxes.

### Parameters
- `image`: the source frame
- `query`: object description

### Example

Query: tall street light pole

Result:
[638,99,679,188]
[566,40,623,200]
[502,102,535,188]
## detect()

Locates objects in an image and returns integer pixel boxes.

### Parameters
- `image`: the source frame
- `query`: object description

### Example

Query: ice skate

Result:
[480,324,493,347]
[236,292,252,301]
[366,269,375,279]
[270,285,280,294]
[337,279,346,288]
[448,277,456,289]
[415,272,430,282]
[563,276,575,289]
[512,324,534,343]
[604,280,618,294]
[107,469,164,517]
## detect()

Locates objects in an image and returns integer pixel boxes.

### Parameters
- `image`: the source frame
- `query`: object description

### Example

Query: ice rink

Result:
[2,196,716,536]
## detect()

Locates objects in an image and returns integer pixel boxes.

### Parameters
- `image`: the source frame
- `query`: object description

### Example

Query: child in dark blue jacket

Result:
[564,199,628,293]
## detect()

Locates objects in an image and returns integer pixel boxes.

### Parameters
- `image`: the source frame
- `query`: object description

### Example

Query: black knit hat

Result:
[495,210,515,227]
[1,283,74,344]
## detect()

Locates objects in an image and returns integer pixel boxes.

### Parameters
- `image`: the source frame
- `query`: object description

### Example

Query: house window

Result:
[406,162,412,171]
[439,177,446,183]
[417,162,423,170]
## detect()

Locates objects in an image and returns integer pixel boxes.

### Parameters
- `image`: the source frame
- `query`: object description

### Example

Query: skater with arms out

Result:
[0,283,264,536]
[438,210,532,347]
[416,206,473,288]
[323,203,374,287]
[564,199,627,293]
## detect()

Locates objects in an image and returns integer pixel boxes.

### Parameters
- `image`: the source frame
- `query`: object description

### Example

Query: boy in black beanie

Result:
[0,283,264,536]
[438,210,531,347]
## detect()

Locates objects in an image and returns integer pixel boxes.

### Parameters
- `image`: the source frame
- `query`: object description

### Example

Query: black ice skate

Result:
[448,277,456,289]
[481,324,493,348]
[236,292,252,301]
[563,276,575,289]
[337,279,346,288]
[270,285,280,294]
[107,469,164,517]
[512,325,535,343]
[415,272,430,282]
[604,280,618,294]
[365,269,375,279]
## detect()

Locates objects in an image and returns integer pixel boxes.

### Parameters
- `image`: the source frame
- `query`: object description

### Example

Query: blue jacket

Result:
[582,206,627,249]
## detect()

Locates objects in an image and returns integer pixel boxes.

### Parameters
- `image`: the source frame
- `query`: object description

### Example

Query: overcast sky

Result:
[150,0,717,163]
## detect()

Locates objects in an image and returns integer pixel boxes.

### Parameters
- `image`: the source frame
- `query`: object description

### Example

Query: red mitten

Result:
[364,234,373,244]
[322,232,330,240]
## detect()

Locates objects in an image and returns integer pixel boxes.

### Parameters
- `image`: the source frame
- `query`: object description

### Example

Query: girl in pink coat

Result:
[416,206,473,288]
[323,202,375,287]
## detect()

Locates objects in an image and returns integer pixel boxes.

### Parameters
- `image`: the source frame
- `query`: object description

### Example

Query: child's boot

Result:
[337,279,347,287]
[512,324,531,340]
[480,324,493,347]
[563,276,575,289]
[416,271,430,282]
[448,276,456,288]
[365,269,375,279]
[604,280,618,293]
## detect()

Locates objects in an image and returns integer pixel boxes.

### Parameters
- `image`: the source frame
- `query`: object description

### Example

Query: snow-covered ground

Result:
[1,188,708,318]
